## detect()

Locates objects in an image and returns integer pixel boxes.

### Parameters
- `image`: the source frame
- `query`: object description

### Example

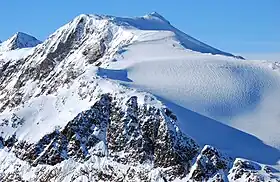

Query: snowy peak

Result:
[142,11,171,24]
[0,32,41,52]
[0,12,279,181]
[39,12,238,60]
[97,13,239,57]
[0,13,238,58]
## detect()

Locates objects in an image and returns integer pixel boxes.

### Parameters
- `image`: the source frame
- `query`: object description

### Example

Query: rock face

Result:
[1,94,200,181]
[189,145,231,181]
[0,93,277,181]
[0,13,278,182]
[0,14,133,113]
[228,159,280,182]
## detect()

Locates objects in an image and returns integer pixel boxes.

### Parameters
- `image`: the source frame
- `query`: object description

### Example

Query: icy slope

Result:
[0,32,41,52]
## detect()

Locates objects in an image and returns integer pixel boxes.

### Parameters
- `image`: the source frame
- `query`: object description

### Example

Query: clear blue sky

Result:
[1,0,279,58]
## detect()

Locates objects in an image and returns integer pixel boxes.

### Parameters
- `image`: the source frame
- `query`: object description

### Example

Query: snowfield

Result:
[104,34,280,166]
[0,12,279,181]
[106,31,280,148]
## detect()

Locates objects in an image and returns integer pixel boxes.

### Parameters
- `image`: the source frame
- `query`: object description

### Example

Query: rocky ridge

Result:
[0,13,278,181]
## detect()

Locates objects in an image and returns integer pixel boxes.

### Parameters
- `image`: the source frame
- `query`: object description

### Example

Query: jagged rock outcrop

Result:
[228,159,280,182]
[0,13,278,182]
[0,14,134,113]
[11,94,111,166]
[0,94,277,181]
[1,94,200,181]
[189,145,232,181]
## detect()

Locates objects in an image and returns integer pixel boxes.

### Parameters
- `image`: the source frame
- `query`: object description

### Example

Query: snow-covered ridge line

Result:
[0,32,41,52]
[39,12,241,59]
[0,12,279,181]
[88,12,241,58]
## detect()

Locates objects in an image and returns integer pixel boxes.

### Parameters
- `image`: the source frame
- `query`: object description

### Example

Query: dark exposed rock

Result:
[108,95,199,180]
[1,94,201,180]
[0,136,4,148]
[5,134,18,148]
[0,113,24,129]
[0,17,108,112]
[11,94,111,166]
[0,60,23,87]
[189,145,231,181]
[0,163,28,182]
[228,159,269,182]
[83,40,106,64]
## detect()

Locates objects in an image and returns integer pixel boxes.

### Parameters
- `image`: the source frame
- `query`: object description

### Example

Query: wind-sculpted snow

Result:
[107,34,280,151]
[124,58,278,121]
[0,12,279,181]
[158,97,280,165]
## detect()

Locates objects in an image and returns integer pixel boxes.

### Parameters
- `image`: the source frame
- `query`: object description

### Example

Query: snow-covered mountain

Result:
[0,32,41,52]
[0,12,279,181]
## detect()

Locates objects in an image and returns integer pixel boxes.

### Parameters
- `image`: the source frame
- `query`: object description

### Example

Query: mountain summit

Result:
[0,13,278,181]
[0,32,41,52]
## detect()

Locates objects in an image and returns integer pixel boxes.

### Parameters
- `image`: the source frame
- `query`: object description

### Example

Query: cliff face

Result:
[0,93,277,181]
[0,93,200,181]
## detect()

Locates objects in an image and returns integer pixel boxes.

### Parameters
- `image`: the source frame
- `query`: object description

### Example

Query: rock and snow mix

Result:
[0,12,279,181]
[0,32,41,52]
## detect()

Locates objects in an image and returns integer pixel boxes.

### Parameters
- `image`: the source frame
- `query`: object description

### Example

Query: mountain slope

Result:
[0,32,41,52]
[0,13,279,181]
[105,30,280,151]
[109,12,240,58]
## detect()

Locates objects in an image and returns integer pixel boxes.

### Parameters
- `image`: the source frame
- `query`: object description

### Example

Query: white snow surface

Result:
[101,19,280,165]
[0,12,279,180]
[106,48,280,166]
[0,32,41,52]
[0,47,35,66]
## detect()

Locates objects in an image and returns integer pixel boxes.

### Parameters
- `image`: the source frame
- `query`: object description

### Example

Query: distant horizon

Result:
[1,0,279,61]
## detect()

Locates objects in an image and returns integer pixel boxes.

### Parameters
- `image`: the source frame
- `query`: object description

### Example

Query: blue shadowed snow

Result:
[159,96,280,165]
[203,64,265,118]
[105,56,280,165]
[123,59,274,121]
[97,67,132,82]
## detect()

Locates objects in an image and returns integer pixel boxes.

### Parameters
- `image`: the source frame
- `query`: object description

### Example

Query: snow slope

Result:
[0,32,41,52]
[111,12,241,58]
[0,12,279,181]
[0,13,241,144]
[104,24,280,164]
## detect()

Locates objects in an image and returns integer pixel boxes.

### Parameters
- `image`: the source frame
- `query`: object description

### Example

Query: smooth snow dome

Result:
[104,30,280,164]
[111,12,236,58]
